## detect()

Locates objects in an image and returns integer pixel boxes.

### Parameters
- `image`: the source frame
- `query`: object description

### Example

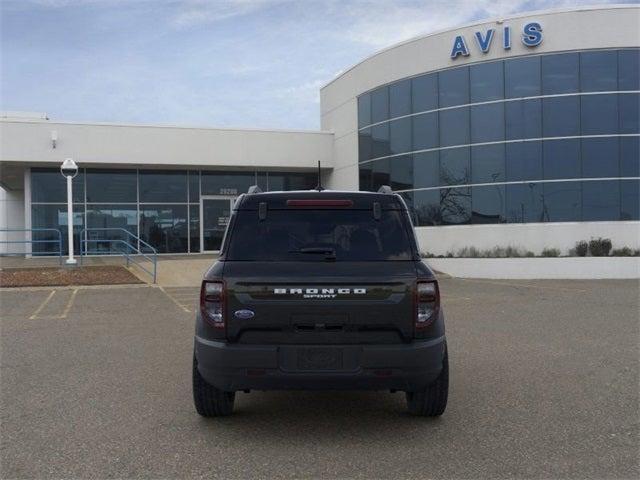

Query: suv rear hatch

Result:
[220,195,420,344]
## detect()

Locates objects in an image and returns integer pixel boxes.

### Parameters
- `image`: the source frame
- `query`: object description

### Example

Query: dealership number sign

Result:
[451,22,542,59]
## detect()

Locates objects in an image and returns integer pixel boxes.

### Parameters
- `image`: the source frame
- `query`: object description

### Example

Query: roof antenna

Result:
[315,160,324,191]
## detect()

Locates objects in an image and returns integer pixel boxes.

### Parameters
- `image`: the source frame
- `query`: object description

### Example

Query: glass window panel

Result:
[581,94,618,135]
[201,171,253,196]
[439,67,469,107]
[580,51,618,92]
[471,185,505,224]
[440,147,470,186]
[390,155,413,191]
[440,187,471,225]
[542,52,579,94]
[86,204,137,254]
[86,169,136,203]
[256,172,268,192]
[413,151,440,189]
[619,93,639,134]
[359,128,373,162]
[139,170,187,203]
[582,137,619,178]
[139,205,188,253]
[31,168,84,203]
[439,108,469,147]
[370,86,389,123]
[266,173,315,191]
[413,189,441,226]
[372,158,391,191]
[389,79,411,118]
[506,183,544,223]
[371,123,390,158]
[389,117,412,155]
[506,142,543,182]
[543,139,581,180]
[412,112,438,151]
[543,181,581,222]
[31,204,84,255]
[470,61,504,102]
[621,179,639,220]
[412,73,438,113]
[471,144,505,183]
[505,56,541,98]
[188,171,200,202]
[358,94,372,128]
[620,137,640,177]
[542,96,580,137]
[505,99,542,140]
[582,180,620,221]
[189,204,200,253]
[470,103,504,143]
[619,49,640,91]
[359,163,373,191]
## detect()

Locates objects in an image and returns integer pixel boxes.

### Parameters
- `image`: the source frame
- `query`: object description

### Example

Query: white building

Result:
[1,5,638,256]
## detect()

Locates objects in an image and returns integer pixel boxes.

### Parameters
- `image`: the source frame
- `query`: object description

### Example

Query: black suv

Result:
[193,186,448,416]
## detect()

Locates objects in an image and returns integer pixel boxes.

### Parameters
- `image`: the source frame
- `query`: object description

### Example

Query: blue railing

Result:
[79,228,157,283]
[0,228,63,264]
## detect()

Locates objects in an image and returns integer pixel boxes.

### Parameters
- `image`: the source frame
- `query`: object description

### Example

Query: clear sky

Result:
[1,0,635,130]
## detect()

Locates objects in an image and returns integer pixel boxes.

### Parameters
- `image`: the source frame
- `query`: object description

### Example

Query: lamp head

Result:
[60,158,78,178]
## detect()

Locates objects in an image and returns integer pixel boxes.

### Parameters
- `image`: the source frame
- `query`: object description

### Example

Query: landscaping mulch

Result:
[0,266,143,288]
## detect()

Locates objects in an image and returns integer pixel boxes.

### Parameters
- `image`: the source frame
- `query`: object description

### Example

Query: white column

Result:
[66,175,76,265]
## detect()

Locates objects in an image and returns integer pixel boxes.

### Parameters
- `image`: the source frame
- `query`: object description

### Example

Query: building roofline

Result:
[0,117,334,136]
[320,4,639,91]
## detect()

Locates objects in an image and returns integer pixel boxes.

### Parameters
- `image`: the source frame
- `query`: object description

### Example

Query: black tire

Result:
[192,355,235,417]
[405,344,449,416]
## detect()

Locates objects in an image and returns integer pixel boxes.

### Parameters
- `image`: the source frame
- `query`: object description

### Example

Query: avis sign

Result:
[450,22,543,59]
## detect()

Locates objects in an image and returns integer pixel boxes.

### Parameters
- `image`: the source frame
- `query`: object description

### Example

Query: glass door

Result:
[200,196,234,253]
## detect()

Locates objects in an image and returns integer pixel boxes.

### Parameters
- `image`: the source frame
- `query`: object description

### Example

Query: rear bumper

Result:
[194,335,446,392]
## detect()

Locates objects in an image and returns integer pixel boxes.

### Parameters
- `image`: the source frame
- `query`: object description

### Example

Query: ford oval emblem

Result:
[234,309,255,319]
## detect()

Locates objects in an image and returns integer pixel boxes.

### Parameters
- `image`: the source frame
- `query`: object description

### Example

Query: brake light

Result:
[415,280,439,329]
[286,199,353,207]
[200,280,225,329]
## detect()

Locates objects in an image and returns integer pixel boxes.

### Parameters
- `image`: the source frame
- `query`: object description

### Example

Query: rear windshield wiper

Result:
[289,247,337,260]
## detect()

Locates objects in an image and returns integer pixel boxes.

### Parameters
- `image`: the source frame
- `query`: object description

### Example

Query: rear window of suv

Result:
[225,209,414,261]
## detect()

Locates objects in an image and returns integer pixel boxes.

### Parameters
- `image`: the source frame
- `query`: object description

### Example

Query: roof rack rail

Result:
[377,185,393,194]
[247,185,262,194]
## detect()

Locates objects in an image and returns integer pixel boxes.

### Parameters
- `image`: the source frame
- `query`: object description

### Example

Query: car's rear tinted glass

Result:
[226,210,414,261]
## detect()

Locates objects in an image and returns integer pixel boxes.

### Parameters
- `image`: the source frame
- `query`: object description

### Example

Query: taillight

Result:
[200,280,225,329]
[416,280,439,329]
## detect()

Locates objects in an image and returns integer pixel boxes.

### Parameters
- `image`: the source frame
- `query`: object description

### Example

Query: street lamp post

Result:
[60,158,78,265]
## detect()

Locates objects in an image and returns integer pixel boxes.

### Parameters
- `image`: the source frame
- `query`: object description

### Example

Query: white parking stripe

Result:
[29,290,56,320]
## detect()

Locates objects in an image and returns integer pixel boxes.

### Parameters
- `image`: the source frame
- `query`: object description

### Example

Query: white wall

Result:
[0,120,334,170]
[0,186,26,254]
[415,221,640,256]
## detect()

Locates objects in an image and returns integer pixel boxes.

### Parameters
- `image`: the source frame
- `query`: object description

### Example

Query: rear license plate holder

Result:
[296,347,343,371]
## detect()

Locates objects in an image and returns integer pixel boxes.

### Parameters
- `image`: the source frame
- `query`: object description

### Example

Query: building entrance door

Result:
[200,196,235,253]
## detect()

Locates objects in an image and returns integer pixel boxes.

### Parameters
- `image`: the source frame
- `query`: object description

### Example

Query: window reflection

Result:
[139,170,188,203]
[618,49,640,91]
[371,86,389,123]
[470,103,504,143]
[506,142,543,182]
[440,147,470,186]
[581,94,618,135]
[139,205,188,253]
[542,52,579,94]
[389,117,412,155]
[439,108,469,147]
[505,56,540,98]
[390,79,411,118]
[506,183,544,223]
[583,181,620,221]
[580,51,617,92]
[413,189,441,226]
[390,155,413,191]
[31,168,85,203]
[621,180,640,220]
[543,139,580,180]
[619,93,639,134]
[371,123,390,158]
[86,169,136,203]
[413,152,439,189]
[472,185,505,224]
[440,187,471,225]
[359,128,373,162]
[470,61,504,102]
[543,96,580,137]
[505,99,542,140]
[86,205,138,254]
[31,204,84,255]
[358,94,371,128]
[471,145,505,183]
[543,182,581,222]
[412,112,438,151]
[439,67,469,107]
[582,138,619,178]
[411,74,438,113]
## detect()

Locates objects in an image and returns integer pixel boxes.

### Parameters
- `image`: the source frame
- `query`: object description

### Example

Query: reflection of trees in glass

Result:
[415,202,442,226]
[440,188,471,225]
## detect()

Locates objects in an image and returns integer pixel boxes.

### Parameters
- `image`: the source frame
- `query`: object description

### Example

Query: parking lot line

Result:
[59,289,79,319]
[158,286,192,314]
[29,290,56,319]
[456,277,587,292]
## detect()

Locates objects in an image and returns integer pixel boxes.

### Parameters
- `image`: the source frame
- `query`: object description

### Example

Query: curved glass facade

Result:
[357,49,640,225]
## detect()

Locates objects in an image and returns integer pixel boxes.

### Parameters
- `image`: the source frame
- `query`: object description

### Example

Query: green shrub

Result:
[421,251,435,258]
[611,247,633,256]
[541,248,560,257]
[525,251,535,257]
[589,237,612,257]
[574,241,588,257]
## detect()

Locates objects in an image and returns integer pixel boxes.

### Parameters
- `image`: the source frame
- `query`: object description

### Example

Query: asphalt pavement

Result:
[1,278,638,479]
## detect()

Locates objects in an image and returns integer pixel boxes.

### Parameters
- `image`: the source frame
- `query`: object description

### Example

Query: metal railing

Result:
[79,228,157,283]
[0,228,63,264]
